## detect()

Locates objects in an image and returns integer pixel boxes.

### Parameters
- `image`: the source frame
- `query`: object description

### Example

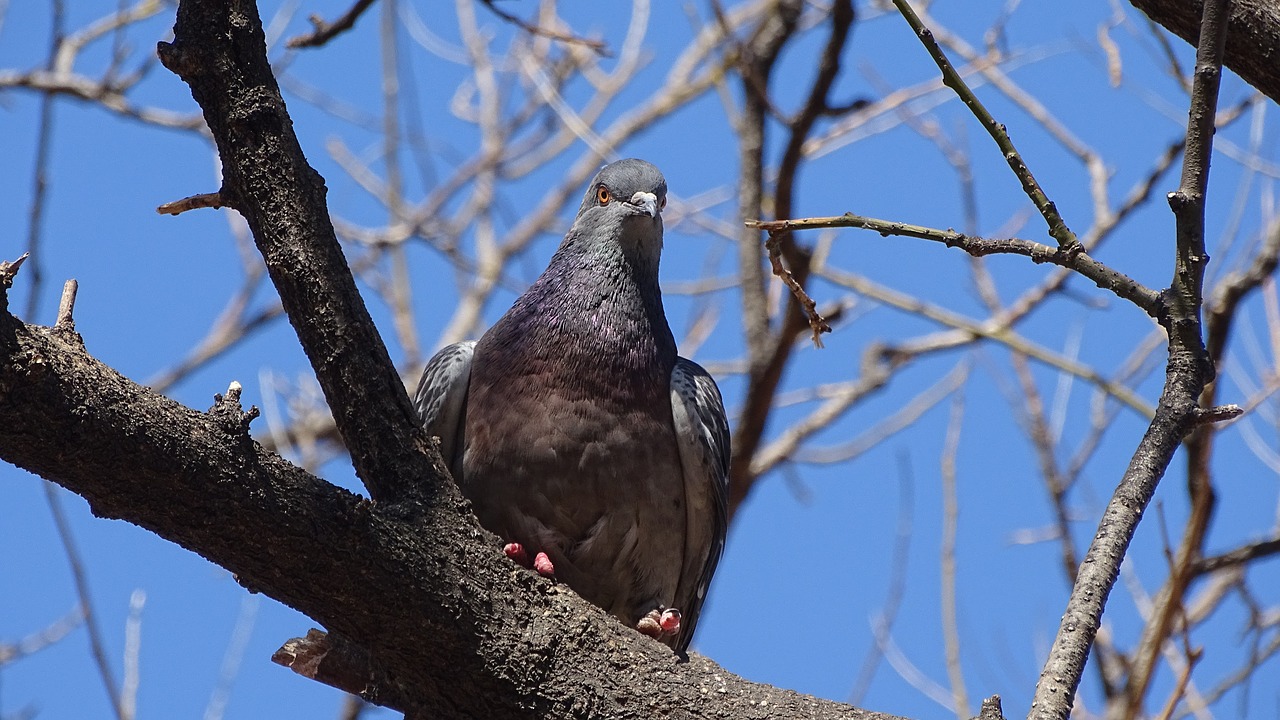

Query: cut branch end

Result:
[56,279,79,333]
[157,192,227,216]
[1192,404,1242,426]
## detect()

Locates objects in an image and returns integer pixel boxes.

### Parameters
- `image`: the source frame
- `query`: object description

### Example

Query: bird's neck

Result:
[479,238,677,389]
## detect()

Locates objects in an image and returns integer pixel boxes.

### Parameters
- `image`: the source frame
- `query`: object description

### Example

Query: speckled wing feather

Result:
[412,340,476,477]
[669,356,730,653]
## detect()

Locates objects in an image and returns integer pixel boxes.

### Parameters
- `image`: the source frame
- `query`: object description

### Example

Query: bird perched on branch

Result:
[414,158,729,653]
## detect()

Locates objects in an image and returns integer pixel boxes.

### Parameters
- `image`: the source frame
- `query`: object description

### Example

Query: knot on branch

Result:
[973,695,1006,720]
[1153,287,1177,330]
[1166,190,1193,212]
[208,381,260,438]
[156,40,200,80]
[1055,236,1084,263]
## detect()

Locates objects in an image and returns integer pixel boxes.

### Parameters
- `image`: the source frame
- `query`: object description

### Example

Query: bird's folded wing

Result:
[413,340,476,473]
[669,356,731,652]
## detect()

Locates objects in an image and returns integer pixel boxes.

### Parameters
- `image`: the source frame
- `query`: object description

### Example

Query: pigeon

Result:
[414,158,729,653]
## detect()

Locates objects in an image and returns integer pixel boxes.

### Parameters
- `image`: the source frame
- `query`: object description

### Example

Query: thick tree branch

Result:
[155,0,433,505]
[0,296,905,720]
[1130,0,1280,105]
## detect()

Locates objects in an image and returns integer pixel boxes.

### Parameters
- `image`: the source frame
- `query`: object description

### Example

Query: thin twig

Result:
[22,0,64,322]
[476,0,608,56]
[0,605,83,666]
[43,482,125,720]
[940,390,970,720]
[1193,536,1280,575]
[203,595,260,720]
[891,0,1080,253]
[763,232,831,346]
[121,589,144,720]
[849,452,916,704]
[747,214,1160,318]
[814,262,1154,417]
[287,0,377,49]
[157,191,226,216]
[1152,642,1203,720]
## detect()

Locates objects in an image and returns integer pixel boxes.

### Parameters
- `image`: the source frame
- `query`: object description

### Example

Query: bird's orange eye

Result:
[660,196,667,211]
[597,185,611,205]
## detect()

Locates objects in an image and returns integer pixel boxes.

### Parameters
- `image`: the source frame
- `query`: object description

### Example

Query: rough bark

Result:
[155,0,434,505]
[1131,0,1280,104]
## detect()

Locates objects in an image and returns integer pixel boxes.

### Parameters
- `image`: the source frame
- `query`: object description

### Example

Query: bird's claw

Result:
[636,607,682,639]
[503,542,556,578]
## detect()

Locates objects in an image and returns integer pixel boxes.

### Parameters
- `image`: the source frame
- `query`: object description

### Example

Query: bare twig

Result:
[764,233,831,346]
[1152,642,1203,720]
[850,453,916,704]
[121,589,144,720]
[287,0,378,49]
[0,69,206,130]
[891,0,1080,253]
[476,0,608,55]
[814,262,1153,416]
[43,482,125,720]
[747,214,1160,317]
[1194,536,1280,574]
[22,0,64,322]
[203,595,260,720]
[157,192,227,215]
[940,390,970,720]
[0,605,83,666]
[1191,404,1243,425]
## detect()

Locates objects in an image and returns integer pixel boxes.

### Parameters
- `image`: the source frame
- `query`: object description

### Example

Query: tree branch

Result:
[156,0,435,505]
[1130,0,1280,105]
[891,0,1080,254]
[747,214,1160,318]
[287,0,378,49]
[0,282,906,720]
[1028,1,1230,717]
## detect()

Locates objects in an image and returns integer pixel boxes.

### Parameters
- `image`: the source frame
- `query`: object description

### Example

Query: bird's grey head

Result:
[571,159,668,257]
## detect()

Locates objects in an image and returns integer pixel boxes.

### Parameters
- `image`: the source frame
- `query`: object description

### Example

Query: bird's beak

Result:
[629,191,660,219]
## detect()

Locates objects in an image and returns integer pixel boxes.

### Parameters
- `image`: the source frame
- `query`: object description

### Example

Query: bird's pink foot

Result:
[659,608,682,634]
[503,543,556,578]
[533,552,556,577]
[636,607,682,639]
[503,542,529,566]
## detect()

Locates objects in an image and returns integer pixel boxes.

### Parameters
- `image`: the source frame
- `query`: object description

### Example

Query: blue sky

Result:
[3,1,1279,719]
